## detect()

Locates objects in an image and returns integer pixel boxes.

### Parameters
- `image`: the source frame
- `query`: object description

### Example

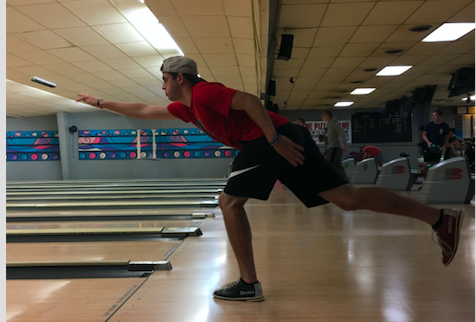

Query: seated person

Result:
[444,128,461,159]
[361,145,385,166]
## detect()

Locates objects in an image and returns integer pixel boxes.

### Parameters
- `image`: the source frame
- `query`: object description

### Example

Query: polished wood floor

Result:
[6,184,475,322]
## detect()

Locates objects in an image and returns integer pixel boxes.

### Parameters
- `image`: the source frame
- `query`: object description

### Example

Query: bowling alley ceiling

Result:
[5,0,475,117]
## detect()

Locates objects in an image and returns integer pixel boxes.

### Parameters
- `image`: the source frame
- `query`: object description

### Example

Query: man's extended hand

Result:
[76,93,99,107]
[272,135,305,167]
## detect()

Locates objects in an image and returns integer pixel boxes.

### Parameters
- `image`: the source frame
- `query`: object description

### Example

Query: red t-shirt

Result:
[363,145,381,156]
[167,82,290,150]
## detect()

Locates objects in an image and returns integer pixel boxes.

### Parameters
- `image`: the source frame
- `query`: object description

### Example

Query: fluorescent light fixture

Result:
[350,88,376,95]
[334,102,354,107]
[462,95,475,101]
[422,23,475,42]
[376,66,412,76]
[122,7,183,56]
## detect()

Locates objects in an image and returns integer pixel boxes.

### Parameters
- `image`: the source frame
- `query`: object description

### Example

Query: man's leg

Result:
[318,184,464,266]
[318,184,439,224]
[218,192,257,283]
[213,192,264,301]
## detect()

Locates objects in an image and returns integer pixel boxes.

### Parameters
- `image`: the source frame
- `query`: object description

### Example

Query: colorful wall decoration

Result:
[6,131,60,162]
[156,128,239,159]
[78,129,141,160]
[78,128,239,160]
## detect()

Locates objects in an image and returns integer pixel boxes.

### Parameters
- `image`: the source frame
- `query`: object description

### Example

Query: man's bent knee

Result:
[218,192,248,212]
[318,184,359,211]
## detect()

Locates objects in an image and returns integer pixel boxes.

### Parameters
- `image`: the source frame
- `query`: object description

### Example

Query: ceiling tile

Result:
[373,41,417,56]
[406,0,471,24]
[43,63,87,75]
[388,55,427,65]
[48,47,96,62]
[308,45,344,58]
[62,0,127,25]
[94,70,128,81]
[228,17,254,39]
[239,66,257,77]
[209,66,240,76]
[119,69,153,78]
[223,0,252,17]
[7,0,56,5]
[273,69,301,77]
[194,38,235,54]
[448,1,475,22]
[14,50,66,66]
[321,3,374,27]
[363,1,423,25]
[331,57,366,68]
[437,41,475,55]
[291,48,311,59]
[13,65,59,77]
[202,54,237,66]
[182,16,231,38]
[83,81,118,89]
[6,33,39,52]
[103,57,144,70]
[145,0,177,17]
[7,53,36,67]
[174,38,200,54]
[16,30,73,49]
[233,38,255,55]
[419,54,462,66]
[349,25,399,43]
[132,56,166,68]
[313,27,357,47]
[115,42,158,57]
[340,43,380,57]
[385,24,435,43]
[94,23,145,44]
[16,3,86,29]
[237,54,256,68]
[67,73,104,83]
[404,42,450,56]
[54,27,109,46]
[114,79,141,88]
[277,29,317,49]
[72,60,114,73]
[447,53,474,65]
[6,7,45,33]
[302,58,334,68]
[280,4,327,28]
[298,68,327,77]
[157,16,190,38]
[171,0,225,15]
[81,44,128,60]
[133,76,162,86]
[274,59,305,69]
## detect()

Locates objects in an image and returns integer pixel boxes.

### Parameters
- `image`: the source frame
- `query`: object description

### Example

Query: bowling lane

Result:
[6,239,182,263]
[7,278,147,322]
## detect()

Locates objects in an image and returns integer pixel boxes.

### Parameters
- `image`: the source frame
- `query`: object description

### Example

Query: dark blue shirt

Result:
[424,121,449,146]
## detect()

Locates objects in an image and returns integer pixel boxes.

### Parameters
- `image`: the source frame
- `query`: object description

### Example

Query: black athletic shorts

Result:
[224,123,349,208]
[423,149,441,163]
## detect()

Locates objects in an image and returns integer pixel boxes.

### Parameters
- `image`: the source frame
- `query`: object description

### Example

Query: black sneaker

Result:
[213,279,264,302]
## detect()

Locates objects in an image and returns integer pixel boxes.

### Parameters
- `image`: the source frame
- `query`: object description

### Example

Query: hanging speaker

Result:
[267,80,276,96]
[278,34,294,61]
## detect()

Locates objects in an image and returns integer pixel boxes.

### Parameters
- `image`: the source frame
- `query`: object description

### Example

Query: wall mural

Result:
[78,129,140,160]
[78,128,239,160]
[6,131,60,162]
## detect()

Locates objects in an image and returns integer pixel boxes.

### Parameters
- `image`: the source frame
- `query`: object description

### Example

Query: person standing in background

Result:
[322,109,348,180]
[296,118,306,127]
[422,110,450,172]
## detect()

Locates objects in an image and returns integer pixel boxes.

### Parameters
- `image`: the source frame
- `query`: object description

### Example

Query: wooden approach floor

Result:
[6,184,475,322]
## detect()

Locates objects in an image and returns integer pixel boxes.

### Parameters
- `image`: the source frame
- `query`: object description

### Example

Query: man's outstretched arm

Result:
[76,93,177,120]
